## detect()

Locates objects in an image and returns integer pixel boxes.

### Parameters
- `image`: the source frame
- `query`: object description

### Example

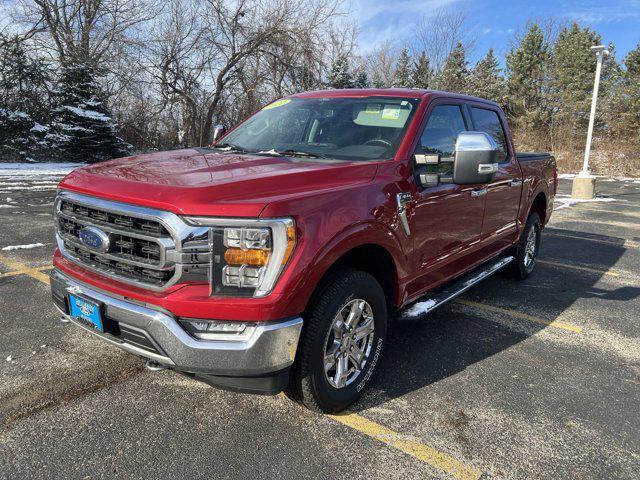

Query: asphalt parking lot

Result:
[1,168,639,479]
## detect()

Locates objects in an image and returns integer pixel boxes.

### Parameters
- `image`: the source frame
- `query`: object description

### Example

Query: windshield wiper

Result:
[257,149,330,159]
[210,142,249,153]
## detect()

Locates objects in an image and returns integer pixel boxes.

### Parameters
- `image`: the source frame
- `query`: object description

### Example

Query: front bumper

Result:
[50,268,303,389]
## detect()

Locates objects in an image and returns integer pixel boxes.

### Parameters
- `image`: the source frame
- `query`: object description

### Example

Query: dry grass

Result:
[513,129,640,177]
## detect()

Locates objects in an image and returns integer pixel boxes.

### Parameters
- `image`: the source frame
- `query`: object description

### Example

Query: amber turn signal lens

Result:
[224,248,269,266]
[282,225,296,265]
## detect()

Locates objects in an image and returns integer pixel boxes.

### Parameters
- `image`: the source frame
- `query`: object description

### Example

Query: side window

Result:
[418,105,466,158]
[470,107,508,161]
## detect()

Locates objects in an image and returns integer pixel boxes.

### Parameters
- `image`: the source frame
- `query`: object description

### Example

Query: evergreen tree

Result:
[505,24,551,140]
[617,42,640,138]
[394,48,411,87]
[551,23,601,144]
[411,51,431,89]
[0,35,53,161]
[436,42,468,93]
[48,62,129,163]
[353,68,370,88]
[469,49,505,104]
[327,54,355,89]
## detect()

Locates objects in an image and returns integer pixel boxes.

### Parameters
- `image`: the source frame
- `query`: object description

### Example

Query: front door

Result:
[409,103,486,296]
[467,105,522,251]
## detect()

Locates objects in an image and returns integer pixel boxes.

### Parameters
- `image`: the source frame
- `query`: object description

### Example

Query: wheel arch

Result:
[299,223,407,317]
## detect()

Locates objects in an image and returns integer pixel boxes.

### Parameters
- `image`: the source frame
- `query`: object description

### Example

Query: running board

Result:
[400,256,514,319]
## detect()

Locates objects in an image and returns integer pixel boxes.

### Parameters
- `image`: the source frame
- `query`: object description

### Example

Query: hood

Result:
[58,149,378,216]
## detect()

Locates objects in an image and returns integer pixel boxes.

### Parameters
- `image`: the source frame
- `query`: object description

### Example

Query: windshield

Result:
[219,96,420,161]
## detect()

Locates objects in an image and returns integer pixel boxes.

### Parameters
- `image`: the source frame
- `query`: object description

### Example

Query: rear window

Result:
[470,107,508,161]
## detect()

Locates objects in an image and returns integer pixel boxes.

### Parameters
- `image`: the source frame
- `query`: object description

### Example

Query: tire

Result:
[288,269,387,413]
[510,212,541,280]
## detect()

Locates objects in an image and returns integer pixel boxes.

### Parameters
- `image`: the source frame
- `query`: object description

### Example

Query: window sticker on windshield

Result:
[263,99,291,110]
[364,104,381,114]
[381,105,401,120]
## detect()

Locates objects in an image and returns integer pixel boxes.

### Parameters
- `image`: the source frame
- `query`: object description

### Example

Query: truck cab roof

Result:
[290,88,501,107]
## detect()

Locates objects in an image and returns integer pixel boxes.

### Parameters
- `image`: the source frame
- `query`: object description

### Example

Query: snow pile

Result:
[554,194,619,211]
[1,243,45,251]
[402,299,438,318]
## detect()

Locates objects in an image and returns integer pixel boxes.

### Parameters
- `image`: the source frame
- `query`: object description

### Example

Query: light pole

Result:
[572,45,609,199]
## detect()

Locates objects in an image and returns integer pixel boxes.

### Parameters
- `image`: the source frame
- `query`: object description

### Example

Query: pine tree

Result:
[0,35,52,161]
[394,48,411,87]
[353,68,370,88]
[411,51,431,89]
[469,49,505,104]
[436,42,468,93]
[551,23,601,145]
[48,62,129,163]
[505,24,551,143]
[327,54,355,89]
[617,42,640,138]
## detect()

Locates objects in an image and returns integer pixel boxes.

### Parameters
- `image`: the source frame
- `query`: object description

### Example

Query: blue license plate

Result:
[68,294,103,332]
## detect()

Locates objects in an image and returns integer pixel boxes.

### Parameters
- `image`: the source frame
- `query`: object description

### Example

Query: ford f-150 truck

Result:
[51,88,557,413]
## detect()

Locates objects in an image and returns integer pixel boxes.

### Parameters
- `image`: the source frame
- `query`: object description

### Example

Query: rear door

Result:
[467,104,522,250]
[409,102,486,294]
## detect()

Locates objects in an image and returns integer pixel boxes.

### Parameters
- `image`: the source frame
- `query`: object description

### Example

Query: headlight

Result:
[183,217,296,297]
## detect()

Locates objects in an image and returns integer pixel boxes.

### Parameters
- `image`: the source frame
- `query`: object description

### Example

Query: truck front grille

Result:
[55,195,179,290]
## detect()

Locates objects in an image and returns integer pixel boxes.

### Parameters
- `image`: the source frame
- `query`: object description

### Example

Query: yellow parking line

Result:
[331,413,482,480]
[537,260,622,277]
[453,299,582,333]
[546,232,640,250]
[0,255,51,285]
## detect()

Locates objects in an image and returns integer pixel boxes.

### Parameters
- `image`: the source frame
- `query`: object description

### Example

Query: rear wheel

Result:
[288,269,387,413]
[510,212,541,280]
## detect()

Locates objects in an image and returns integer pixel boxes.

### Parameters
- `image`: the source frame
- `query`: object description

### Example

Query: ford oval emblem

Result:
[78,226,111,253]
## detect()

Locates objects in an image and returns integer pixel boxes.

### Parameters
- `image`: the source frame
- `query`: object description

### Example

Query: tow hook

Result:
[145,360,167,372]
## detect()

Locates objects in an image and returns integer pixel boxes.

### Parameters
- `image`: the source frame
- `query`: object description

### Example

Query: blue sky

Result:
[350,0,640,65]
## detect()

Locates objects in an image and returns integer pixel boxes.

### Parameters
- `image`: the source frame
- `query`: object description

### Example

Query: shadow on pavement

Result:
[352,225,638,411]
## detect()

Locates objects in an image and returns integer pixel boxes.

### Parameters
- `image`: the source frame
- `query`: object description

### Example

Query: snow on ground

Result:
[0,162,83,177]
[1,243,46,251]
[553,194,620,211]
[558,173,640,182]
[402,299,438,318]
[0,163,84,194]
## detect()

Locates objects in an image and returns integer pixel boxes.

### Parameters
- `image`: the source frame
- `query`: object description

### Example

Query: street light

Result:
[572,45,609,199]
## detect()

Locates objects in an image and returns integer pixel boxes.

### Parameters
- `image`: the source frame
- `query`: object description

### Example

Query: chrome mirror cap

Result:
[212,124,227,142]
[455,131,498,152]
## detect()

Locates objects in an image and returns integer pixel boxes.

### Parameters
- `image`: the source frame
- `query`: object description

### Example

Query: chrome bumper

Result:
[50,269,303,376]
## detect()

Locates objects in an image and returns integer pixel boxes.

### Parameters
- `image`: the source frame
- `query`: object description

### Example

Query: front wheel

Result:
[288,269,387,413]
[510,212,541,280]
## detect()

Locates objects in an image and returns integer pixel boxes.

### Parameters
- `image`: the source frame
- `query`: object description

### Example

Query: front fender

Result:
[275,220,409,315]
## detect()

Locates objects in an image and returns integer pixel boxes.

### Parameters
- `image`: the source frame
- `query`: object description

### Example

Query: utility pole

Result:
[572,45,609,199]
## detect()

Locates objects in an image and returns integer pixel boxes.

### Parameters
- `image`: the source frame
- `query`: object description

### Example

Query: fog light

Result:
[180,318,256,341]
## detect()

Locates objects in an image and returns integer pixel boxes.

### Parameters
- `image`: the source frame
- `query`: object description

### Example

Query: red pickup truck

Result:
[51,89,556,412]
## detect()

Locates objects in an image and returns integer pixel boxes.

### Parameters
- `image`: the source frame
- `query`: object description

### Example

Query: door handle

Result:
[471,188,487,198]
[510,179,523,187]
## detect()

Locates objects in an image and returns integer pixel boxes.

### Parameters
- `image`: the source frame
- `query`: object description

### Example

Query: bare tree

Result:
[365,41,398,87]
[15,0,158,65]
[414,6,476,73]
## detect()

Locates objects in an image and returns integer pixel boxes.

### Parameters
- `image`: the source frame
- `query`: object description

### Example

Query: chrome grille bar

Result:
[54,191,210,291]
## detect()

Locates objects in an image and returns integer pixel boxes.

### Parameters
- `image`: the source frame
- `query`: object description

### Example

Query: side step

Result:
[400,256,514,319]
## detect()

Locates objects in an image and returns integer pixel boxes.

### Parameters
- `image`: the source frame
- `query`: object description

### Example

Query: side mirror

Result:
[212,124,227,142]
[453,132,499,184]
